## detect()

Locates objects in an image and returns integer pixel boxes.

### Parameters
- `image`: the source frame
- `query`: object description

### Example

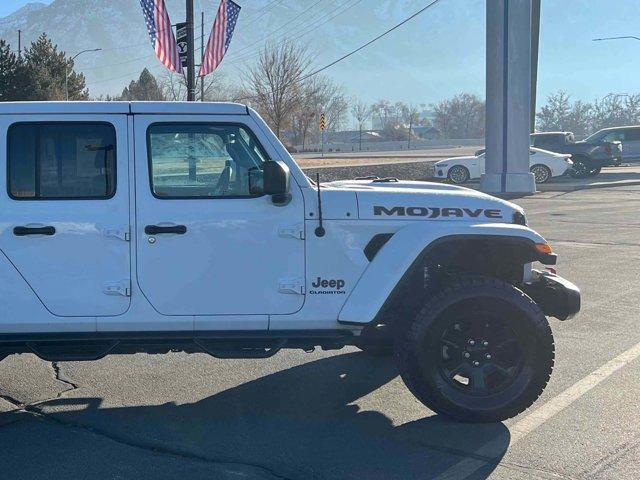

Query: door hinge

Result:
[103,280,131,297]
[278,223,305,240]
[278,278,305,295]
[102,227,131,242]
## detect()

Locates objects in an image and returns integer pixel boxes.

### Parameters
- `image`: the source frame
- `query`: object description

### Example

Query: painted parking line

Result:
[435,340,640,480]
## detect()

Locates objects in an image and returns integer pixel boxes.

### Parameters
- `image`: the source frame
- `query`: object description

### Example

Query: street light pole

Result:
[593,36,640,42]
[603,93,629,101]
[66,48,101,101]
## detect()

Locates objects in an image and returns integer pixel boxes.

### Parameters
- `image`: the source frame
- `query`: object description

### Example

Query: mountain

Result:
[0,0,487,104]
[0,2,46,32]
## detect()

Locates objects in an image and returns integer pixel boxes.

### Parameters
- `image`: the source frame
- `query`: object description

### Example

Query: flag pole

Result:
[186,0,196,101]
[200,11,205,101]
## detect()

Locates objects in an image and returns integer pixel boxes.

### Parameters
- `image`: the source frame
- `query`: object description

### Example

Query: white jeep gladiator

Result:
[0,102,580,422]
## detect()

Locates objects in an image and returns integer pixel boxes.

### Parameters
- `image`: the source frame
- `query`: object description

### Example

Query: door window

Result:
[623,128,640,141]
[8,123,116,199]
[602,131,625,142]
[147,123,268,198]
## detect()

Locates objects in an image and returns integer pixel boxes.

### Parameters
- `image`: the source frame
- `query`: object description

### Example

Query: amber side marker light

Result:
[535,243,553,254]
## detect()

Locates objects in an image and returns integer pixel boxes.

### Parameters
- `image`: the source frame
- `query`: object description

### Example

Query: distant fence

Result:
[295,138,484,153]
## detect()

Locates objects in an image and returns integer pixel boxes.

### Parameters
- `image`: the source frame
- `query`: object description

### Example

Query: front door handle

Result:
[13,226,56,236]
[144,225,187,235]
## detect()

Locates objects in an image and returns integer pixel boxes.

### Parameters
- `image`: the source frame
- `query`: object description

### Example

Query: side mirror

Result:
[263,160,290,196]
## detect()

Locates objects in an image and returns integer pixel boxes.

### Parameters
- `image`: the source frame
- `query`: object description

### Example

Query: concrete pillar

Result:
[481,0,536,195]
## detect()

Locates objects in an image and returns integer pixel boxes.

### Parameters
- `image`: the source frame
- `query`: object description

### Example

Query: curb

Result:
[537,179,640,192]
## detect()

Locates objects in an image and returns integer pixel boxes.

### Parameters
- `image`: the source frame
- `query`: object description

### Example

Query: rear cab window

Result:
[623,128,640,141]
[7,122,116,199]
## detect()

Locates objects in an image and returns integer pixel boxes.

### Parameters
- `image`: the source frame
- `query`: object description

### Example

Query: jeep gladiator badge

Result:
[310,277,346,295]
[373,206,503,219]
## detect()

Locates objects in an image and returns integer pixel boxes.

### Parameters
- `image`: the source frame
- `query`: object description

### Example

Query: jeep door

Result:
[133,114,305,321]
[0,115,131,317]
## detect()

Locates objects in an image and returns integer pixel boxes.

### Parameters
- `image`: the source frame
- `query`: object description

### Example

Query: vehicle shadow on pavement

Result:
[14,352,510,480]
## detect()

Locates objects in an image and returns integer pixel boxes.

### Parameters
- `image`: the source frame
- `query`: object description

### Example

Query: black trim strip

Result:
[364,233,394,261]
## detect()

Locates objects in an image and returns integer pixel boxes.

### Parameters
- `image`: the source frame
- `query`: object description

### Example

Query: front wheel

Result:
[530,164,552,184]
[569,159,590,178]
[396,277,554,422]
[586,167,601,177]
[447,166,470,184]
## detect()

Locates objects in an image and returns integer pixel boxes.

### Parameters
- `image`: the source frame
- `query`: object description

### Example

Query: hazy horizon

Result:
[1,0,639,106]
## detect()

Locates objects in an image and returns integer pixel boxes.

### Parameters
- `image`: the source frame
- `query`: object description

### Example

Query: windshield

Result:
[584,130,606,143]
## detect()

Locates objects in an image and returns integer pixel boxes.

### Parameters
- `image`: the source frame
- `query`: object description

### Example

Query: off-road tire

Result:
[395,276,554,423]
[447,166,470,184]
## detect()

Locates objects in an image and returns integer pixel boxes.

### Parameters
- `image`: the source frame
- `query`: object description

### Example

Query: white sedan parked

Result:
[433,147,573,184]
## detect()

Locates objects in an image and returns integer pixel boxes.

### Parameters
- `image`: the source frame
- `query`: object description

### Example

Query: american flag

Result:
[140,0,183,74]
[199,0,241,77]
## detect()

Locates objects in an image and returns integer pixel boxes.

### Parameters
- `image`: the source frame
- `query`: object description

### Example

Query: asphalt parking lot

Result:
[1,185,639,480]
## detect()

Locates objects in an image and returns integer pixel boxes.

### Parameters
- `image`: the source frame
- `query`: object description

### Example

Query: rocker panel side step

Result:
[0,330,358,362]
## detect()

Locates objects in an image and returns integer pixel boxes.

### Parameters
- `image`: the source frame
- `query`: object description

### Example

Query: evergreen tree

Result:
[21,34,89,101]
[0,39,21,101]
[120,68,165,101]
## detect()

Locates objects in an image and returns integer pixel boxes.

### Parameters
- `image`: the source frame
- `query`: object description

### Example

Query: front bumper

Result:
[522,270,581,321]
[434,167,448,179]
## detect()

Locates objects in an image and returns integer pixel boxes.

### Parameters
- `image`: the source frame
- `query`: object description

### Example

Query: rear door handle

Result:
[144,225,187,235]
[13,226,56,236]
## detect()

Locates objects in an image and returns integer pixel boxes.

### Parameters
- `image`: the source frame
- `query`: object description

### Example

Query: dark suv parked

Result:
[530,131,621,177]
[583,126,640,163]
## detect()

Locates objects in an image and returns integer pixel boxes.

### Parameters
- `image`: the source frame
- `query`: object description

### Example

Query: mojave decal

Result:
[373,206,503,219]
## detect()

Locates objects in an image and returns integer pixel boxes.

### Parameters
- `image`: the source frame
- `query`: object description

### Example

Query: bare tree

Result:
[536,91,572,132]
[536,91,640,135]
[405,104,420,149]
[291,77,323,150]
[245,41,311,137]
[320,80,348,132]
[370,99,395,130]
[159,71,242,102]
[288,75,348,149]
[432,93,484,139]
[351,99,370,151]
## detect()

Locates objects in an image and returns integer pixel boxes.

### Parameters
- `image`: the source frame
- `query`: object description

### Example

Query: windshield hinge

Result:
[278,223,305,240]
[102,226,131,242]
[278,278,305,295]
[103,280,131,297]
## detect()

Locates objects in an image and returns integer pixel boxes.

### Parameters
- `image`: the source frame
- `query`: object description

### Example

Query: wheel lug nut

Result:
[473,361,480,367]
[485,354,492,359]
[468,339,475,346]
[483,341,489,347]
[464,352,471,358]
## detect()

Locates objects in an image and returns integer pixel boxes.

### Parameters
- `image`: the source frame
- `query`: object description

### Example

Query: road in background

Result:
[294,146,481,168]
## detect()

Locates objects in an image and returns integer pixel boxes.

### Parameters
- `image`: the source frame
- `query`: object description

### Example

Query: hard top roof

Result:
[531,131,572,136]
[0,101,249,116]
[596,125,640,132]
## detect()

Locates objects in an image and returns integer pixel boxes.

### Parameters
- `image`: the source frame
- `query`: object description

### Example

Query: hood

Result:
[435,155,476,165]
[323,179,522,222]
[531,147,571,158]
